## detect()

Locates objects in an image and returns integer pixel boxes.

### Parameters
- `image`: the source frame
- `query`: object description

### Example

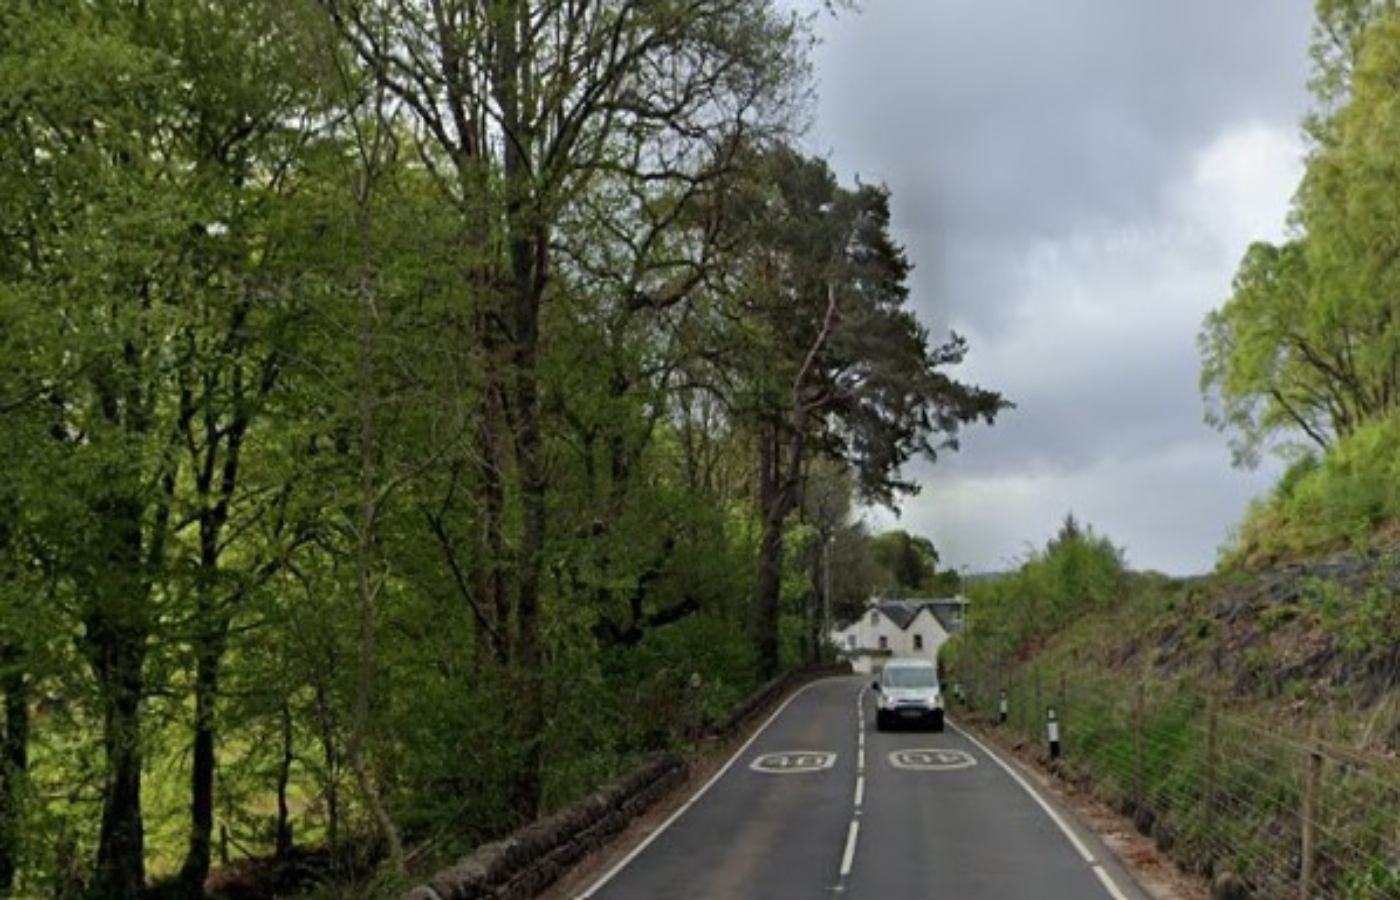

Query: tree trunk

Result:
[275,702,293,859]
[512,398,546,821]
[87,493,151,900]
[93,639,146,900]
[477,376,510,666]
[0,645,29,895]
[312,681,339,861]
[178,625,224,897]
[753,420,806,678]
[497,0,547,823]
[753,426,784,679]
[808,544,824,664]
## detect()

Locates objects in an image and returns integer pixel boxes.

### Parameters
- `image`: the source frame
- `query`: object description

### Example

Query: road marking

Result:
[853,774,864,808]
[1093,864,1132,900]
[839,820,860,876]
[749,750,837,774]
[888,748,977,771]
[576,677,836,898]
[857,747,864,771]
[948,720,1096,863]
[949,718,1134,900]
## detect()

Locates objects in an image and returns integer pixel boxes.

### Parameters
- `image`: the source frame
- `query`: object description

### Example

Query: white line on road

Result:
[839,820,860,877]
[853,775,864,808]
[857,747,864,771]
[949,719,1135,900]
[1093,864,1131,900]
[948,720,1095,862]
[576,678,834,898]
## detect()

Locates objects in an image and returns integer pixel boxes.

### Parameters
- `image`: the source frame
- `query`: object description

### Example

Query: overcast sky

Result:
[799,1,1317,575]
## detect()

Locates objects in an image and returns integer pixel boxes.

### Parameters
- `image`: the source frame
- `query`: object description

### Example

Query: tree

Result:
[718,147,1007,676]
[1202,1,1400,467]
[0,2,1009,894]
[322,0,804,819]
[870,530,939,595]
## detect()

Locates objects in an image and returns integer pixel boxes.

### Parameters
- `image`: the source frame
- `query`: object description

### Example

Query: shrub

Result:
[1225,414,1400,566]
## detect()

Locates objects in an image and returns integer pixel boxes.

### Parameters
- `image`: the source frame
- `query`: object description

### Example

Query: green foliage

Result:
[1224,414,1400,565]
[1304,570,1400,659]
[1202,3,1400,469]
[0,0,1004,895]
[945,516,1125,667]
[868,530,939,596]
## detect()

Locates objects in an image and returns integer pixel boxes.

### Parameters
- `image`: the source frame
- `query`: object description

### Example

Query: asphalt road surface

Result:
[579,675,1147,900]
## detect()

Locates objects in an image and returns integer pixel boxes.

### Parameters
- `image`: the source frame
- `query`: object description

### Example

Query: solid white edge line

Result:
[839,820,860,876]
[576,676,840,898]
[948,720,1096,863]
[1093,864,1132,900]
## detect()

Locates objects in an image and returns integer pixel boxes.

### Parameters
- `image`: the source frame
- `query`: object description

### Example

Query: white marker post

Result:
[998,689,1008,725]
[1046,706,1061,760]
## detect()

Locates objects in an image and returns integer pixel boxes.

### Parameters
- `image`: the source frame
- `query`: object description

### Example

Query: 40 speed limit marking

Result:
[748,750,837,773]
[888,748,977,771]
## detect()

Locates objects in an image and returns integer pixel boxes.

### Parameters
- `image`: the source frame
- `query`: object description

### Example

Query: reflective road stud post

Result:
[998,689,1008,725]
[1046,706,1060,759]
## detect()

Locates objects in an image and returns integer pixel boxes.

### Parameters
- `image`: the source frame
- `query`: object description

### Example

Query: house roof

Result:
[874,596,968,632]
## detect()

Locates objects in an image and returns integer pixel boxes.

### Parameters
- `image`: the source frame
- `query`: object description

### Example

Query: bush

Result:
[1226,415,1400,566]
[945,517,1125,667]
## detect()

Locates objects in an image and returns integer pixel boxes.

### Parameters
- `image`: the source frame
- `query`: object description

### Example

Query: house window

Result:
[869,610,878,626]
[878,635,888,651]
[914,634,924,651]
[847,635,856,649]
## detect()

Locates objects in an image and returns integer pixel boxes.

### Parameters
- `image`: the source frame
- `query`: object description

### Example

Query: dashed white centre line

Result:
[857,747,865,771]
[840,820,860,876]
[853,774,864,808]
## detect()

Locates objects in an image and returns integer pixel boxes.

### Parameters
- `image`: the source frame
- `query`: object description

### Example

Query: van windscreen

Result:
[883,667,937,688]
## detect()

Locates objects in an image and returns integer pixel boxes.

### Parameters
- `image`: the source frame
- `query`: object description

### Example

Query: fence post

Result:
[1299,734,1323,900]
[1203,694,1218,864]
[1133,681,1145,813]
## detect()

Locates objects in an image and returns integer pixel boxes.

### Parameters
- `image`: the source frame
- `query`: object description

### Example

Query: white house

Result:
[829,597,968,674]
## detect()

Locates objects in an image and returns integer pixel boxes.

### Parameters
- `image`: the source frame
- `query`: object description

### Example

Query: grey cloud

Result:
[814,0,1311,239]
[799,0,1315,574]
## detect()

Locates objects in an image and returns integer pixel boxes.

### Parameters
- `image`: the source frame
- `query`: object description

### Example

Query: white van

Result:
[871,657,944,732]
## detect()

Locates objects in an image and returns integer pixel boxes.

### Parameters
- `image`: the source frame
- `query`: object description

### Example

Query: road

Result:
[579,675,1146,900]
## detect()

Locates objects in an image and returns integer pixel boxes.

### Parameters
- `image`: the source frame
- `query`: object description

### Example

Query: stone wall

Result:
[400,752,685,900]
[710,662,852,738]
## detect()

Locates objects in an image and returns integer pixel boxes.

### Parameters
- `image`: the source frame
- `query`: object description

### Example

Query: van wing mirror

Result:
[871,681,881,692]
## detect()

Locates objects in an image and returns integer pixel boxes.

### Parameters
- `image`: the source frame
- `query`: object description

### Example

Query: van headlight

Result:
[930,693,943,710]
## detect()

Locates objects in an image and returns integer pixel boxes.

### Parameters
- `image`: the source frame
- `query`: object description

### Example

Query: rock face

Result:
[401,752,686,900]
